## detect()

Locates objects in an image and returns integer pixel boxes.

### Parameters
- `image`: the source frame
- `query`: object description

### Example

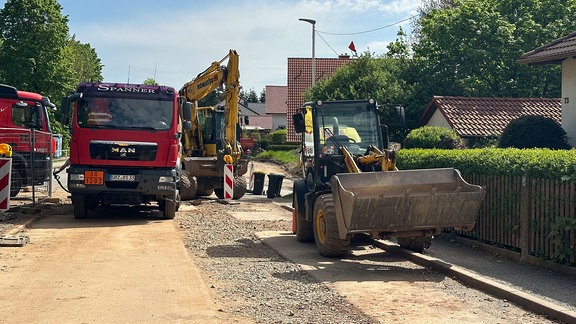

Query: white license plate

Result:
[109,174,136,181]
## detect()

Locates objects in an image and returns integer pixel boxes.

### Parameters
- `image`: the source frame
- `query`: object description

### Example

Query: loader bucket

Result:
[330,168,484,240]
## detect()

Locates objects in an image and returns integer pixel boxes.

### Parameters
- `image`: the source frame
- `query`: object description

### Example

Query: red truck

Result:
[0,84,58,197]
[60,82,181,219]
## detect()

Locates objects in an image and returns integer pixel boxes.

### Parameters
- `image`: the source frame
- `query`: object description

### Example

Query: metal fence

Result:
[456,174,576,266]
[0,128,57,207]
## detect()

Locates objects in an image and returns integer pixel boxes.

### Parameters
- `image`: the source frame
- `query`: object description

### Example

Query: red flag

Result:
[348,41,357,53]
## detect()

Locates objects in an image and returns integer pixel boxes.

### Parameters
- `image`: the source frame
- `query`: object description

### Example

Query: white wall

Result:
[426,109,452,128]
[562,58,576,146]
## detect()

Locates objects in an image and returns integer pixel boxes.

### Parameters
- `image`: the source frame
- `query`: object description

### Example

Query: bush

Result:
[266,129,287,145]
[499,115,571,150]
[403,126,465,149]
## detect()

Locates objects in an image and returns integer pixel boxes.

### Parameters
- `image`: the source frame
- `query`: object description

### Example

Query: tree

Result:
[412,0,576,100]
[403,126,465,149]
[259,88,266,103]
[0,0,73,101]
[143,77,158,85]
[65,35,103,84]
[241,88,259,103]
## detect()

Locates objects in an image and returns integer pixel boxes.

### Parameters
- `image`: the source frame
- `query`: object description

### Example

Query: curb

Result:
[372,239,576,323]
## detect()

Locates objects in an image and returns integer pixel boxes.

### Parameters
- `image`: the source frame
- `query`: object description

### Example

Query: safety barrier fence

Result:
[456,174,576,267]
[0,128,56,208]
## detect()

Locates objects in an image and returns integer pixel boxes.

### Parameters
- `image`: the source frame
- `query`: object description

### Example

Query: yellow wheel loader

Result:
[292,99,484,257]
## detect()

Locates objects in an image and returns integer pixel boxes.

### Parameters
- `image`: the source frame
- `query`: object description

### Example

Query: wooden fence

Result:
[455,174,576,266]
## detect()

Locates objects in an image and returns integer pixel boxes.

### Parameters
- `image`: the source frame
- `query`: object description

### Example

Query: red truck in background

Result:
[60,82,181,219]
[0,84,58,197]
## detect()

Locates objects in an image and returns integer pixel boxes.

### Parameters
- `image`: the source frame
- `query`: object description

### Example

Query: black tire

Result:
[293,179,313,242]
[233,176,247,199]
[397,237,432,253]
[214,188,224,199]
[180,170,197,200]
[162,191,178,219]
[71,194,87,219]
[313,194,350,257]
[9,168,22,198]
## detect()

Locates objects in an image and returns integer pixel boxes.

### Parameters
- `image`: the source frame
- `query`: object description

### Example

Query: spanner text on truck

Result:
[60,83,181,219]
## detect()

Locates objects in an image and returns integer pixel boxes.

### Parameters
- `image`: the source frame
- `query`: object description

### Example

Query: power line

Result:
[315,31,340,56]
[317,15,416,36]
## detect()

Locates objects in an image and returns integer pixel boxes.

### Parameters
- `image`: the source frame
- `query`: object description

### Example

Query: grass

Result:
[254,150,299,164]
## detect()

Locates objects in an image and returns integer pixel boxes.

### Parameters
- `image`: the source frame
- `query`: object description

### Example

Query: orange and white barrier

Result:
[0,158,11,211]
[223,164,234,200]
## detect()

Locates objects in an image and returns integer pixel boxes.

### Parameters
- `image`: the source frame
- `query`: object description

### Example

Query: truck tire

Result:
[397,236,432,253]
[162,192,178,219]
[293,179,313,242]
[71,194,87,219]
[233,176,246,199]
[9,168,22,198]
[313,194,350,257]
[214,188,224,199]
[180,170,197,200]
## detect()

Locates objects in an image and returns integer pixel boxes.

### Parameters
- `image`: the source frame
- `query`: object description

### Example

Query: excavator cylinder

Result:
[329,168,484,240]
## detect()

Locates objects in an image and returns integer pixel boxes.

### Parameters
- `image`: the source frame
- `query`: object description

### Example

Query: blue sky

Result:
[2,0,420,93]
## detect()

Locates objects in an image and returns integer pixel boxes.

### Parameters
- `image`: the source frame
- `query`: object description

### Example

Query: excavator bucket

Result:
[330,168,484,240]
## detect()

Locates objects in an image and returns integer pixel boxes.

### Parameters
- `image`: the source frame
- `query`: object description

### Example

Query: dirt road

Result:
[0,206,247,323]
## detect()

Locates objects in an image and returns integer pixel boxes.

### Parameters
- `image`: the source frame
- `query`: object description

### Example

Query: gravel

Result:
[176,201,376,323]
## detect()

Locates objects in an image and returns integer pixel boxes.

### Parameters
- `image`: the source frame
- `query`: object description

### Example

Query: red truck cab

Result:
[0,84,57,197]
[61,83,181,219]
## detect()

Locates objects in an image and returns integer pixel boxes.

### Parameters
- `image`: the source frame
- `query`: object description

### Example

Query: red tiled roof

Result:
[265,85,287,114]
[419,96,561,137]
[286,56,352,142]
[518,31,576,65]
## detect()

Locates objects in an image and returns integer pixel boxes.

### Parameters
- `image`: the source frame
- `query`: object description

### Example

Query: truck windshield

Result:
[317,102,380,154]
[77,97,173,130]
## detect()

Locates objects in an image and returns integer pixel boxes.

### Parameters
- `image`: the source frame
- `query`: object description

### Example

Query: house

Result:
[265,85,287,130]
[518,31,576,146]
[419,96,561,144]
[240,101,271,131]
[286,55,352,142]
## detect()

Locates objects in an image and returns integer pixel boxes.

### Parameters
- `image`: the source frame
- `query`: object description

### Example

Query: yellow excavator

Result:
[178,50,249,199]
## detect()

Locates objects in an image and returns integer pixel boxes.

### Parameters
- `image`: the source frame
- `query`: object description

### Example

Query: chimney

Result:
[339,54,350,59]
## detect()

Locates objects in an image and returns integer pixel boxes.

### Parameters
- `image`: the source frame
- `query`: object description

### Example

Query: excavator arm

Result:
[179,50,241,161]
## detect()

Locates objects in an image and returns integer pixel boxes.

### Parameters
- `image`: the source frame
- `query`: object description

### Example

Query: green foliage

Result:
[0,0,73,101]
[255,149,298,164]
[397,148,576,180]
[65,35,103,84]
[499,115,570,149]
[142,77,158,85]
[403,126,465,149]
[265,129,287,145]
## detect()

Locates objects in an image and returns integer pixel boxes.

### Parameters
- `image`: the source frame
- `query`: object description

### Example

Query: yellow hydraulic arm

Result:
[179,50,241,161]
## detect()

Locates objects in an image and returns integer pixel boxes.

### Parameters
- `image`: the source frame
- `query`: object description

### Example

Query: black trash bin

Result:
[267,173,285,199]
[251,171,266,195]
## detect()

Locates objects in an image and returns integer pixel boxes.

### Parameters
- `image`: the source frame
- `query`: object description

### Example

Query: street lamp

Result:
[299,18,316,86]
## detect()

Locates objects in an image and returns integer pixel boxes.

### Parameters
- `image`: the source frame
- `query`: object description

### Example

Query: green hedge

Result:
[397,148,576,180]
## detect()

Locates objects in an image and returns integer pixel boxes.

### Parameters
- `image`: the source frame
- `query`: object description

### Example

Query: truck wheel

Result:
[233,176,246,199]
[293,179,313,242]
[313,194,350,257]
[180,170,197,200]
[397,237,432,253]
[162,192,177,219]
[9,169,22,198]
[71,194,88,219]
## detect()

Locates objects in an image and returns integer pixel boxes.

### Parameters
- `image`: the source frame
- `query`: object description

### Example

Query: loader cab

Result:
[293,99,383,190]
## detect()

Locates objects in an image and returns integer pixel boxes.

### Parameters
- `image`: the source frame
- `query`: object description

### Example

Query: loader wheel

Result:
[313,194,350,257]
[397,237,432,253]
[196,188,214,196]
[293,179,313,242]
[180,170,197,200]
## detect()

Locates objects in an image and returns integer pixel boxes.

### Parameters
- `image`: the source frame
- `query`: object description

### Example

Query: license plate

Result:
[109,174,136,181]
[84,171,104,185]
